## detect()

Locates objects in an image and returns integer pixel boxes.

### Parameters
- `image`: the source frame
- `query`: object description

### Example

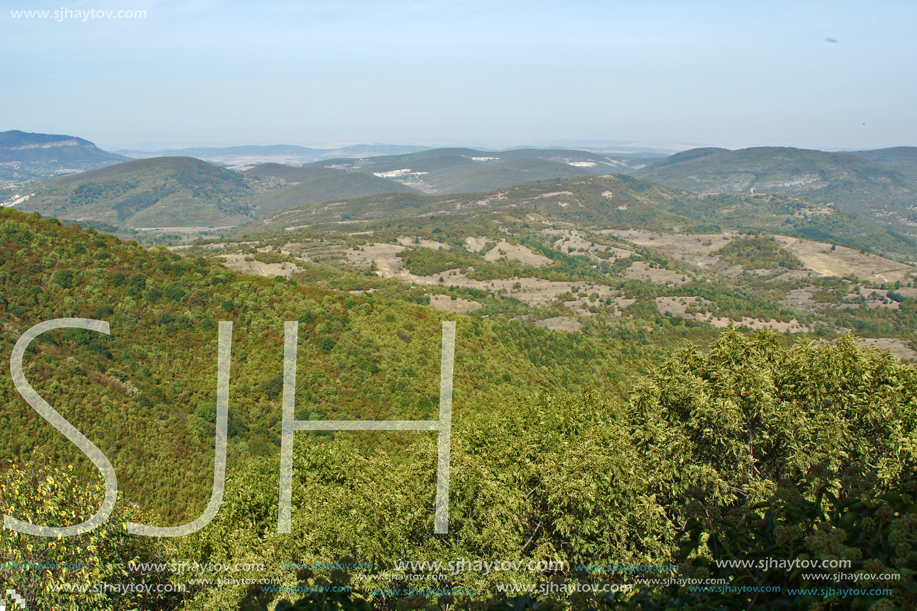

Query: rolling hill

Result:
[307,147,653,194]
[253,171,416,216]
[241,163,342,183]
[851,146,917,182]
[244,172,917,261]
[10,147,656,232]
[17,157,255,228]
[634,146,917,232]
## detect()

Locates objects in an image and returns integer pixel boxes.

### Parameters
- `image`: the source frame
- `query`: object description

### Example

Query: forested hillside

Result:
[0,207,915,610]
[0,208,657,523]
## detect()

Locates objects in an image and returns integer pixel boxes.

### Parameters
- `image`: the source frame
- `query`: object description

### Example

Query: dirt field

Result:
[771,236,916,283]
[464,236,489,252]
[624,261,689,287]
[780,288,819,313]
[219,254,304,278]
[543,229,635,261]
[280,240,347,264]
[600,229,916,284]
[344,241,632,314]
[427,294,483,314]
[345,243,406,271]
[857,338,917,361]
[655,296,811,333]
[482,240,552,267]
[601,229,735,270]
[655,296,714,317]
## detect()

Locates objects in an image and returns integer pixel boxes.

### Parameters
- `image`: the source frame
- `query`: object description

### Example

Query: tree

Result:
[0,459,181,610]
[628,327,917,525]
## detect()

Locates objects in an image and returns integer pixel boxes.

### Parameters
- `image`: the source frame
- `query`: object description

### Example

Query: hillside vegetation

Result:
[0,207,656,525]
[255,172,416,216]
[852,146,917,181]
[20,157,255,228]
[635,146,917,231]
[245,173,917,262]
[0,206,915,610]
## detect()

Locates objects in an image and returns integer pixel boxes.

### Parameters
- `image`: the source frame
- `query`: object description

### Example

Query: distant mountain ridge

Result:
[634,146,917,231]
[243,172,917,261]
[0,130,96,149]
[11,137,917,247]
[850,147,917,182]
[0,130,127,183]
[303,147,652,194]
[116,143,431,164]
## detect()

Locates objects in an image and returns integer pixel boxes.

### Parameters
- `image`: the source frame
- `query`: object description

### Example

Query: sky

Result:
[1,0,915,152]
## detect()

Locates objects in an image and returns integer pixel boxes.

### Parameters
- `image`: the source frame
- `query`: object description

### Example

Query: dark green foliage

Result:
[318,336,336,353]
[195,401,217,423]
[144,286,162,303]
[113,185,175,221]
[22,156,254,226]
[714,237,805,270]
[62,327,111,357]
[280,588,374,610]
[164,282,187,303]
[624,474,917,610]
[127,272,147,296]
[69,181,135,207]
[257,375,284,399]
[51,268,74,288]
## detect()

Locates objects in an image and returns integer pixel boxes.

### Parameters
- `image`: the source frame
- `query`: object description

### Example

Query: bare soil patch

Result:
[348,243,630,313]
[655,296,811,333]
[771,236,915,283]
[655,296,714,317]
[482,240,552,267]
[602,229,734,271]
[857,338,917,361]
[464,236,489,252]
[535,317,582,333]
[543,229,635,260]
[602,229,915,284]
[219,254,303,278]
[624,261,689,287]
[780,288,819,313]
[427,294,483,314]
[280,240,347,264]
[346,243,406,271]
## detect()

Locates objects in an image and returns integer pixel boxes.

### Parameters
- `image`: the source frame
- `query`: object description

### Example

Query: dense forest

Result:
[0,207,915,610]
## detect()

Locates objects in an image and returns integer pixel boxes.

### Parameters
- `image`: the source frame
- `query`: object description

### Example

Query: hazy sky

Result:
[2,0,914,151]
